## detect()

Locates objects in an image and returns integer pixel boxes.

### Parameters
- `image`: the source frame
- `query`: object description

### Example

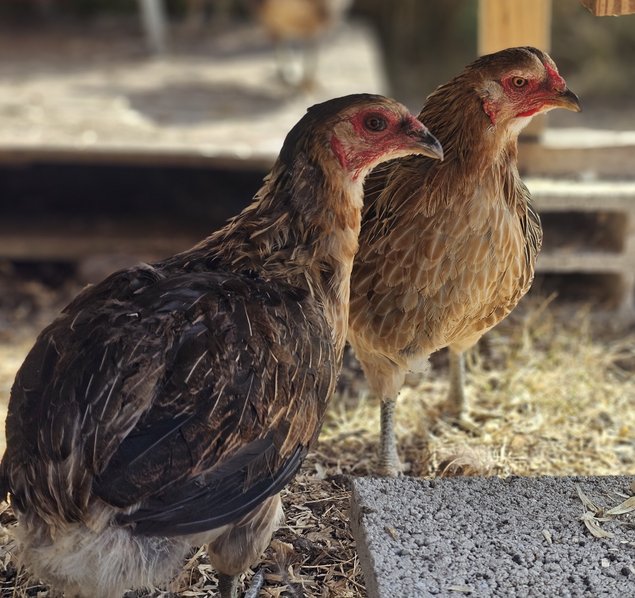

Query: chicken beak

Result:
[551,88,582,112]
[407,127,444,161]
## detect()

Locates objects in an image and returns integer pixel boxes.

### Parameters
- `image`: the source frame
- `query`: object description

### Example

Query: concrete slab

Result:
[350,476,635,598]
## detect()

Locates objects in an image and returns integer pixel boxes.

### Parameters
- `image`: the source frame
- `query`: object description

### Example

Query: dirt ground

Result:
[0,265,633,597]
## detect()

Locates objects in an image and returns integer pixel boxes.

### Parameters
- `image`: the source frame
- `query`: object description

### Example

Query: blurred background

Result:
[0,1,633,253]
[1,0,634,394]
[0,1,633,382]
[1,1,634,109]
[0,2,632,233]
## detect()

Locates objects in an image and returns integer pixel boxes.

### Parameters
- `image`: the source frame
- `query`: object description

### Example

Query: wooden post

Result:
[478,0,552,55]
[478,0,552,137]
[580,0,635,15]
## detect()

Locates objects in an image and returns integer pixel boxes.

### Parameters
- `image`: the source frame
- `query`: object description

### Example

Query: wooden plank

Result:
[527,178,635,212]
[0,145,274,171]
[537,251,628,272]
[478,0,552,137]
[518,128,635,178]
[580,0,635,16]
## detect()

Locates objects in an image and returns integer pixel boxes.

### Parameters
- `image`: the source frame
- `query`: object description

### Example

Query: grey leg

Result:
[445,349,466,419]
[244,570,265,598]
[218,573,239,598]
[443,349,480,433]
[379,398,401,476]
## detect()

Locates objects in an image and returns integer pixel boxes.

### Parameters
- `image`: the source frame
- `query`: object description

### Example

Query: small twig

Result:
[576,484,600,514]
[302,496,348,505]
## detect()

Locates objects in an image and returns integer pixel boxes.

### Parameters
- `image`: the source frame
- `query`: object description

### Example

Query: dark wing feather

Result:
[116,440,305,536]
[1,266,335,536]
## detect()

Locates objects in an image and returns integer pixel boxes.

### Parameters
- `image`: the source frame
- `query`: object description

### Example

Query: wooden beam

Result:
[580,0,635,16]
[0,219,202,262]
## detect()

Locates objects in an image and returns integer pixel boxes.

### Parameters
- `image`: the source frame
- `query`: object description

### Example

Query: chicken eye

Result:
[512,77,527,88]
[364,115,387,132]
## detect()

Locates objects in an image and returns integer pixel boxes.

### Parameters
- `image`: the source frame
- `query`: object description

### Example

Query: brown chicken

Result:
[0,94,442,598]
[254,0,352,86]
[348,47,581,476]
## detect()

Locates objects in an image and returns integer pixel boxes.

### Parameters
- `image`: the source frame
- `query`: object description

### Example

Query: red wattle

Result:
[516,107,540,118]
[330,134,348,169]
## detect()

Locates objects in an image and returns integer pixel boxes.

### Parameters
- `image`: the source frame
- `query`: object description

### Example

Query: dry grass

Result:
[0,277,634,597]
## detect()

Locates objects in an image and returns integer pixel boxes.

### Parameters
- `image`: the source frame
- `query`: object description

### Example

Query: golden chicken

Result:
[0,94,442,597]
[349,47,581,476]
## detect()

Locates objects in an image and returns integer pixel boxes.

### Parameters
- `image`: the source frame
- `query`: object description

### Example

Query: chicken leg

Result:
[443,347,483,434]
[244,570,265,598]
[379,398,401,476]
[444,348,466,420]
[218,573,239,598]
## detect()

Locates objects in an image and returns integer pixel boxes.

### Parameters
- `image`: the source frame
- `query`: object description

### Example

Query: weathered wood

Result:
[0,145,274,171]
[580,0,635,16]
[0,23,385,170]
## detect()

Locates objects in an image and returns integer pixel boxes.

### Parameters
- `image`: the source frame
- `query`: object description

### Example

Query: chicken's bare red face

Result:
[480,49,581,128]
[329,103,443,180]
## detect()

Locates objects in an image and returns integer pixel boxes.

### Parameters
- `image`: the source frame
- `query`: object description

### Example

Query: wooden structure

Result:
[2,1,634,311]
[478,0,635,53]
[0,21,386,268]
[528,178,635,313]
[477,0,552,55]
[580,0,635,15]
